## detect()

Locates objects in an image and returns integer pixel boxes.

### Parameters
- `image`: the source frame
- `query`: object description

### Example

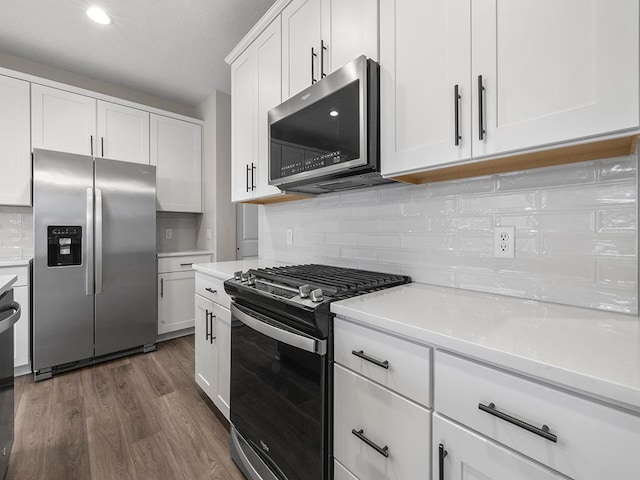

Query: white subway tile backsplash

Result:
[459,191,538,213]
[597,208,636,232]
[0,207,32,260]
[541,182,635,210]
[259,155,638,313]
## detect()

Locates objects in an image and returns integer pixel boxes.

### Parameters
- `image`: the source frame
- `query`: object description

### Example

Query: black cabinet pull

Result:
[205,309,211,341]
[454,84,461,146]
[478,75,486,141]
[160,278,164,298]
[478,402,557,443]
[311,47,317,84]
[246,164,250,192]
[101,137,104,157]
[251,162,256,190]
[320,40,327,78]
[351,429,389,458]
[90,135,94,156]
[205,287,217,294]
[438,443,448,480]
[209,313,216,344]
[352,350,389,369]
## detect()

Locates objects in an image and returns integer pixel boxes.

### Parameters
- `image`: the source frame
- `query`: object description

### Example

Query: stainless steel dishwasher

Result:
[0,288,21,480]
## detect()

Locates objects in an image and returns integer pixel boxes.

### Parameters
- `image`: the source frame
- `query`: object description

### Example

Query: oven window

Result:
[231,317,325,480]
[270,80,360,179]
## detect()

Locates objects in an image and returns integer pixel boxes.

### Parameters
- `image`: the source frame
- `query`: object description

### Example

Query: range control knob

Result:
[247,274,256,286]
[241,272,250,282]
[310,288,324,303]
[234,270,243,281]
[299,285,311,298]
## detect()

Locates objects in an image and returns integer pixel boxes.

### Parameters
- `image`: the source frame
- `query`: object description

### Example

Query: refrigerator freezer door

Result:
[33,149,95,370]
[94,158,157,356]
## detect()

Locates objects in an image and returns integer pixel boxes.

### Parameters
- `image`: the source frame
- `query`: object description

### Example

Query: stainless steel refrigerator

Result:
[32,148,157,381]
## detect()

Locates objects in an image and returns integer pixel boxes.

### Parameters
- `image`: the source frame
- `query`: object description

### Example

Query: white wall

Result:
[260,155,638,314]
[194,90,235,261]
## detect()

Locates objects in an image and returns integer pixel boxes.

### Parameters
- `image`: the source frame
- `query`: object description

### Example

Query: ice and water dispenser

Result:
[47,226,82,267]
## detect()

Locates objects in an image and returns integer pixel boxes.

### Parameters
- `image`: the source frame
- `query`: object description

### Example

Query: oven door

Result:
[230,302,328,480]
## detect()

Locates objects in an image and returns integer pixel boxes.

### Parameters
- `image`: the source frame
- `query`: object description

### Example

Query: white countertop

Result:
[157,250,213,258]
[0,275,17,297]
[332,283,640,413]
[193,259,288,281]
[0,258,31,268]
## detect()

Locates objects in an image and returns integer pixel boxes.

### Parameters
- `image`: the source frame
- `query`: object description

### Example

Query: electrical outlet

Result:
[165,228,172,239]
[286,228,293,245]
[206,228,212,240]
[493,226,515,259]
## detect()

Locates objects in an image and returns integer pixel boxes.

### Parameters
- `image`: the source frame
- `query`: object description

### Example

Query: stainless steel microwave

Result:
[268,56,391,195]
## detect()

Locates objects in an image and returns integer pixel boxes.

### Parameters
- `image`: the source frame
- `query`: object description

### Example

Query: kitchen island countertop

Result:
[332,283,640,413]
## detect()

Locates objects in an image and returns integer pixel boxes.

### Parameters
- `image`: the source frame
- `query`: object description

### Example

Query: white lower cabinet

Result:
[194,272,231,420]
[434,350,640,480]
[333,317,432,480]
[433,414,564,480]
[157,253,212,335]
[333,365,431,480]
[0,264,30,373]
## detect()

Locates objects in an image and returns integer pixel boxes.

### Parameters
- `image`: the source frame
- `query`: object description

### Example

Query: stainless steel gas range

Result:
[224,264,410,480]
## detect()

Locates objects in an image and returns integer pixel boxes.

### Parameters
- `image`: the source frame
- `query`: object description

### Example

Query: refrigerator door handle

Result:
[86,187,94,295]
[95,188,103,295]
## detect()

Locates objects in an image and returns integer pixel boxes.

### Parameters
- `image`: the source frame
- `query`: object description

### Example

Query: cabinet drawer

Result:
[0,265,29,287]
[157,254,211,274]
[334,365,431,480]
[434,350,640,480]
[334,317,431,407]
[195,274,230,309]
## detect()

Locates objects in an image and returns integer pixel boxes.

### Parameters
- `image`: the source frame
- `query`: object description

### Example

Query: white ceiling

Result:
[0,0,276,107]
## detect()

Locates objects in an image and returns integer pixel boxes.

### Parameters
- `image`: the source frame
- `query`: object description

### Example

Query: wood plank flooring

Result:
[7,335,245,480]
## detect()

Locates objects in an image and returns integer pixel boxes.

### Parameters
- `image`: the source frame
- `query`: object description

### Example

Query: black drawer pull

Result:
[205,288,217,294]
[478,402,557,443]
[351,429,389,458]
[438,443,448,480]
[352,350,389,369]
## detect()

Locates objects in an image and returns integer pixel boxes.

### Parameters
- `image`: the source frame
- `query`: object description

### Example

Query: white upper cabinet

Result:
[32,84,152,165]
[380,0,471,177]
[32,84,96,156]
[97,101,150,164]
[472,0,639,159]
[282,0,378,99]
[381,0,640,178]
[0,75,30,206]
[150,114,202,212]
[231,17,283,202]
[320,0,379,73]
[282,0,323,99]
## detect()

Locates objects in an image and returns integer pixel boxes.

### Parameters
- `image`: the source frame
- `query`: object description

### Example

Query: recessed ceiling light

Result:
[329,110,339,117]
[87,7,112,25]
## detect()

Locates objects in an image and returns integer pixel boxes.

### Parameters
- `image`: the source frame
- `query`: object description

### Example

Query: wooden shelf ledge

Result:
[390,134,640,185]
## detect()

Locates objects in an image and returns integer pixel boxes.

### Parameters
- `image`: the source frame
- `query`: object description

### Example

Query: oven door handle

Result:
[232,304,327,355]
[0,302,21,335]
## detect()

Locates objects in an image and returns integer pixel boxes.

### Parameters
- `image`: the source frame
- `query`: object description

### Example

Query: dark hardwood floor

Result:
[7,335,245,480]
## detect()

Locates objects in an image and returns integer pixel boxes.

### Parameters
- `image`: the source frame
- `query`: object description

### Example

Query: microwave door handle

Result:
[231,304,326,355]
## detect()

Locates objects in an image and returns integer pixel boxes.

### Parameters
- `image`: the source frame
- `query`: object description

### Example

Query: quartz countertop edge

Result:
[193,259,288,281]
[157,251,213,258]
[0,275,18,297]
[331,283,640,413]
[0,258,31,267]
